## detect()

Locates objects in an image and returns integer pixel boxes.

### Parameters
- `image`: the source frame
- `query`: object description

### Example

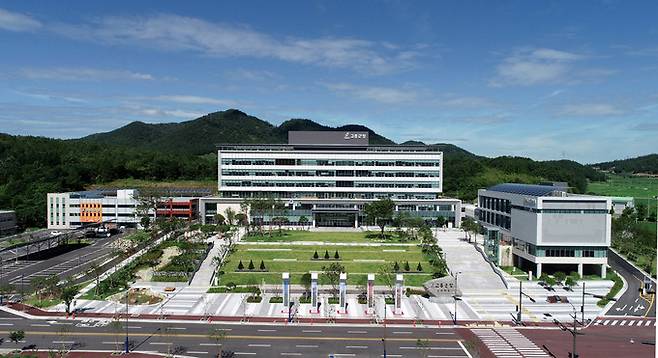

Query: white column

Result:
[394,274,403,314]
[367,274,375,311]
[282,273,290,309]
[601,264,607,279]
[311,272,318,313]
[536,263,542,278]
[339,273,347,312]
[578,263,583,277]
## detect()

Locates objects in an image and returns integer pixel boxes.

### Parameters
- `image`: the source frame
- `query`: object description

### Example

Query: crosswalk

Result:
[594,318,655,327]
[0,260,40,278]
[472,328,549,357]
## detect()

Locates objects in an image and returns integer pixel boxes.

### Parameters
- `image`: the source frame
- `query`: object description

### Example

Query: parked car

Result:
[50,231,61,236]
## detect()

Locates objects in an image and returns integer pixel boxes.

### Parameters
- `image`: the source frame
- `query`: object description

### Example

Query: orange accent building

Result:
[80,200,102,223]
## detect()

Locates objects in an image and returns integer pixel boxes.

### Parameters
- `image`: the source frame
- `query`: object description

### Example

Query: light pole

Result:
[382,296,387,358]
[545,303,580,358]
[516,280,536,324]
[124,290,129,353]
[580,281,616,323]
[453,271,462,324]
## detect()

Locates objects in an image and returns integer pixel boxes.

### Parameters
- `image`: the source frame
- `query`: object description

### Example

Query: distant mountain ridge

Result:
[591,154,658,174]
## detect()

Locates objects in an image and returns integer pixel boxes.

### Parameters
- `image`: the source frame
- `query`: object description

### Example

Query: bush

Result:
[393,262,400,272]
[259,260,266,271]
[334,250,340,259]
[404,261,410,272]
[248,260,255,270]
[269,296,283,303]
[246,296,262,303]
[313,250,319,259]
[417,262,423,271]
[324,250,330,259]
[565,276,576,287]
[554,271,566,284]
[237,260,244,270]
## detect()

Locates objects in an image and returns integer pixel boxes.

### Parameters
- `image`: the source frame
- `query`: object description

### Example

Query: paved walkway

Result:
[436,230,506,291]
[189,228,245,287]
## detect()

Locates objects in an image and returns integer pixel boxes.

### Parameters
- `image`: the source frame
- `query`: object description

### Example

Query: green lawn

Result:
[242,230,417,243]
[218,243,432,287]
[588,174,658,202]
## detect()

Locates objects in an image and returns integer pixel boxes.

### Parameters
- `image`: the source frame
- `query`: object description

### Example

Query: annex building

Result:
[477,183,611,278]
[199,131,461,228]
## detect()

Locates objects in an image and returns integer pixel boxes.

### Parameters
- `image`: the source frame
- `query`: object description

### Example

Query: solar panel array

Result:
[487,183,559,197]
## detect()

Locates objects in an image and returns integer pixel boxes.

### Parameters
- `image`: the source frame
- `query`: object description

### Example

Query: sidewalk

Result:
[189,228,245,287]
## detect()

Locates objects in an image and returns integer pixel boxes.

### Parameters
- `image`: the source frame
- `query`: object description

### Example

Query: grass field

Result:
[243,230,417,243]
[588,174,658,202]
[218,241,432,287]
[88,178,216,193]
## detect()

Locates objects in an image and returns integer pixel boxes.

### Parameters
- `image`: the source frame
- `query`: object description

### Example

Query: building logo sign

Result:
[344,132,367,140]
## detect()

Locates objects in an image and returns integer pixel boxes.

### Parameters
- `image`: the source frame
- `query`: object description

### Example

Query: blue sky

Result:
[1,1,657,163]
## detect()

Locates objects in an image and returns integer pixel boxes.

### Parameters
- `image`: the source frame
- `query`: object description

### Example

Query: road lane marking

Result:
[458,340,474,358]
[188,351,208,355]
[0,323,14,326]
[150,342,173,345]
[393,331,412,334]
[347,330,367,334]
[30,324,50,327]
[280,353,302,356]
[248,344,271,347]
[296,345,318,348]
[435,332,455,335]
[258,329,277,332]
[52,341,75,344]
[168,327,187,330]
[302,330,321,333]
[345,346,368,349]
[102,341,121,345]
[611,320,619,326]
[0,330,461,343]
[234,353,256,355]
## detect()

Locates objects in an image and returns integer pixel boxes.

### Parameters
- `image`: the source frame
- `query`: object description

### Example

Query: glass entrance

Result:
[314,212,356,227]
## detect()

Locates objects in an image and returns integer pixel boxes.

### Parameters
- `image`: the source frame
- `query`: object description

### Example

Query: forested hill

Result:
[592,154,658,174]
[2,109,605,229]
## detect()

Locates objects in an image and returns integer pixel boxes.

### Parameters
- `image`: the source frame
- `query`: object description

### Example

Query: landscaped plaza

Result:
[218,230,436,287]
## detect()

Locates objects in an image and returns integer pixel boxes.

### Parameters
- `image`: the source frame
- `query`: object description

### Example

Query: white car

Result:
[50,231,61,236]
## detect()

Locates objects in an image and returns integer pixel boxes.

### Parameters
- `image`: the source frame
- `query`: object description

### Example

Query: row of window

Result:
[479,196,511,214]
[478,210,511,230]
[220,191,439,200]
[512,206,609,214]
[221,170,440,178]
[222,181,439,189]
[221,159,440,167]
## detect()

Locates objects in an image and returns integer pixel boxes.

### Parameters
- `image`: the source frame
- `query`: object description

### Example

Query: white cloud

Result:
[433,96,494,108]
[323,83,417,104]
[53,14,416,74]
[491,48,592,86]
[155,95,233,106]
[559,103,624,117]
[138,108,204,119]
[21,67,154,81]
[0,8,41,32]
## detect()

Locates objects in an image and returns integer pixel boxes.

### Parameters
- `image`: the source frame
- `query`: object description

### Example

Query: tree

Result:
[417,262,423,271]
[636,202,647,222]
[31,276,48,300]
[404,261,410,272]
[378,264,395,298]
[436,216,446,230]
[248,260,255,270]
[8,330,24,344]
[565,276,576,288]
[0,284,14,305]
[393,261,400,272]
[300,273,312,298]
[237,260,244,270]
[298,215,309,230]
[313,250,319,259]
[322,262,345,298]
[214,213,226,226]
[225,207,236,226]
[208,327,228,358]
[235,213,248,227]
[242,197,272,236]
[334,250,340,260]
[364,198,396,239]
[554,271,566,284]
[60,284,79,314]
[88,262,103,296]
[259,260,266,271]
[140,216,151,230]
[271,216,289,236]
[324,250,330,260]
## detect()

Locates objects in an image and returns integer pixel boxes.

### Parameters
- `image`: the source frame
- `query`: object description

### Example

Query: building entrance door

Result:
[314,212,356,227]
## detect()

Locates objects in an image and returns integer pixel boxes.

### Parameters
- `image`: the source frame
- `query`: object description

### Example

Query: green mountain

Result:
[1,108,607,228]
[591,154,658,174]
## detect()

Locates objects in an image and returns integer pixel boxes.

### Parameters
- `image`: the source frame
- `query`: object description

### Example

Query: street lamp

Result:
[545,302,581,358]
[453,271,462,324]
[516,280,536,324]
[124,290,129,353]
[579,281,613,323]
[382,296,387,358]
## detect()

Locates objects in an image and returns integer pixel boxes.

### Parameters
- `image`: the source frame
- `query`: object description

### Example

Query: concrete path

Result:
[189,228,245,287]
[436,230,506,291]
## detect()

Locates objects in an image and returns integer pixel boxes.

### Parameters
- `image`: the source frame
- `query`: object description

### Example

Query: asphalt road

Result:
[0,233,122,291]
[0,310,474,357]
[606,249,656,317]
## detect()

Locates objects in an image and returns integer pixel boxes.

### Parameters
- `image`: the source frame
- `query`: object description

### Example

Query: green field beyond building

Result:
[218,231,433,287]
[588,174,658,201]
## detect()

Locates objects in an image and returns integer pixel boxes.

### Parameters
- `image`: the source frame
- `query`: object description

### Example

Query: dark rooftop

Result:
[487,183,566,197]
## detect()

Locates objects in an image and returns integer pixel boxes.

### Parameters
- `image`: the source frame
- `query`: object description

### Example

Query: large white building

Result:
[200,131,461,228]
[477,183,611,278]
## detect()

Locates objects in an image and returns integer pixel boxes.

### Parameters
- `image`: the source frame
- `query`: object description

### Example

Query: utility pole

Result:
[383,296,387,358]
[581,282,585,324]
[124,291,129,353]
[518,280,523,322]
